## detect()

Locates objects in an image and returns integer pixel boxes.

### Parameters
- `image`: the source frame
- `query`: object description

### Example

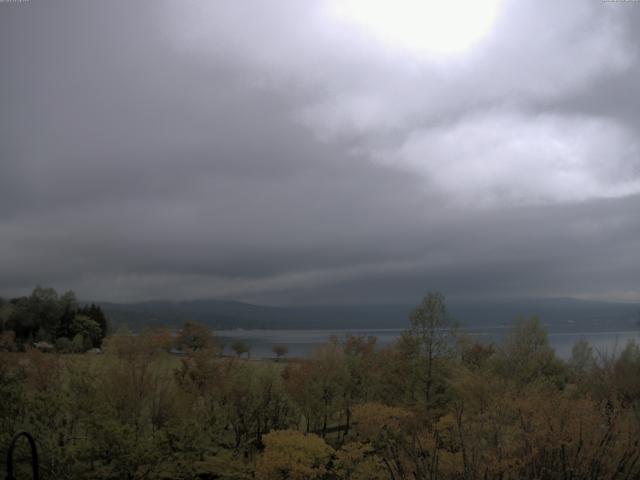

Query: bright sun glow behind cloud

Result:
[330,0,503,56]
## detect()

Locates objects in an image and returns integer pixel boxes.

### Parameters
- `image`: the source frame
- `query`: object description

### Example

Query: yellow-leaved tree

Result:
[255,430,334,480]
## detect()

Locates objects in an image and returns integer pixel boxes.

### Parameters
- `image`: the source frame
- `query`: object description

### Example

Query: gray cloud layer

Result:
[1,0,639,304]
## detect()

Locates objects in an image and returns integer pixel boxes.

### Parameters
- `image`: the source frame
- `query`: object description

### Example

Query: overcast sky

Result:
[1,0,639,305]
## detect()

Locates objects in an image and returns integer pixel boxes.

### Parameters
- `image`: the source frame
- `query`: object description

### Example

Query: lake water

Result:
[217,326,640,360]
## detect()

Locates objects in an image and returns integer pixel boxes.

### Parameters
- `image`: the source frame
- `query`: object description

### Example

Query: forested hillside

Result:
[99,297,640,331]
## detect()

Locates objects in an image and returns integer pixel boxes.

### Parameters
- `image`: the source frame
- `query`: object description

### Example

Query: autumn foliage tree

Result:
[175,321,217,352]
[255,430,334,480]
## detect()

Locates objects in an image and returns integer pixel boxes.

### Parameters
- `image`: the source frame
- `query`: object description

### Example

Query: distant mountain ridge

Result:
[97,297,640,332]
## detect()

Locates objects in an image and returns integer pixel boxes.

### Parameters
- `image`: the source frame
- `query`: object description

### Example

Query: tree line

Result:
[1,292,639,479]
[0,286,109,352]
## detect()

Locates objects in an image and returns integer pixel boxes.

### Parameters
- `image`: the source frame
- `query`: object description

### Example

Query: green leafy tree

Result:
[71,314,102,348]
[493,316,566,387]
[56,290,78,340]
[8,287,60,343]
[231,340,250,358]
[71,333,85,353]
[400,292,458,407]
[0,297,14,332]
[569,339,597,379]
[3,287,109,349]
[272,344,288,361]
[79,303,109,340]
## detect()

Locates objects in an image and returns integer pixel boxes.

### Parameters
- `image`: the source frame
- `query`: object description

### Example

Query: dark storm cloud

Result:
[1,0,639,304]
